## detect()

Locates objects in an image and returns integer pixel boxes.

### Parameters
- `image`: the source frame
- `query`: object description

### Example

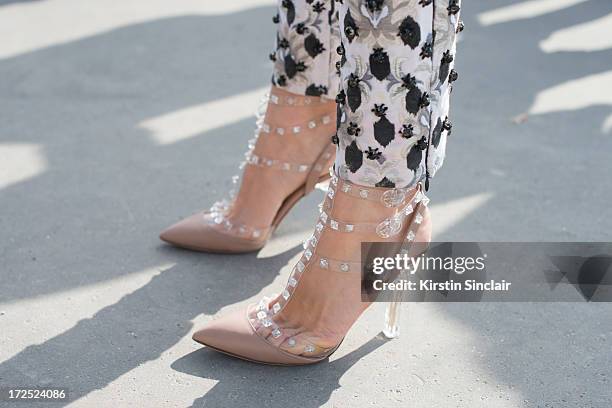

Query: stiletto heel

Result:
[383,299,402,339]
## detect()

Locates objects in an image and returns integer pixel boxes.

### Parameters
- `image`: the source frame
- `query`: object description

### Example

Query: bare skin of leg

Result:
[269,189,433,357]
[225,86,336,230]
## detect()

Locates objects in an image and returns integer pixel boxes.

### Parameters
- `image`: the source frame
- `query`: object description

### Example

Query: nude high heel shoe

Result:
[160,91,336,253]
[192,172,431,365]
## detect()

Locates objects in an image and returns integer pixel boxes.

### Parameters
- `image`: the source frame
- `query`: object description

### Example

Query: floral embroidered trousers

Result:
[271,0,462,189]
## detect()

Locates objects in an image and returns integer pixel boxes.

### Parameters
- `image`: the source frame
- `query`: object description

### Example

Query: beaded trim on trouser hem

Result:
[246,172,429,356]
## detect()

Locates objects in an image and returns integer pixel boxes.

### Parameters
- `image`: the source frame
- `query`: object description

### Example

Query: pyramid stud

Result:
[330,220,339,230]
[262,123,271,133]
[322,115,331,124]
[252,229,261,238]
[308,121,317,129]
[293,126,301,134]
[304,249,312,260]
[340,263,349,272]
[287,338,296,347]
[407,230,416,241]
[282,290,290,300]
[404,205,414,215]
[415,213,424,224]
[311,236,318,247]
[345,224,354,232]
[304,345,315,353]
[359,189,369,198]
[320,212,328,223]
[297,261,305,272]
[272,303,281,314]
[257,311,267,320]
[298,165,309,172]
[288,277,298,287]
[342,184,351,193]
[272,328,282,338]
[320,258,329,269]
[270,95,279,104]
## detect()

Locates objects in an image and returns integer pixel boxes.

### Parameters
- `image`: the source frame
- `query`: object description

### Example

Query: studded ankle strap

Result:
[265,91,331,107]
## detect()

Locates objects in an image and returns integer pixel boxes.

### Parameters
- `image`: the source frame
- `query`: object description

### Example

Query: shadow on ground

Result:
[0,0,611,406]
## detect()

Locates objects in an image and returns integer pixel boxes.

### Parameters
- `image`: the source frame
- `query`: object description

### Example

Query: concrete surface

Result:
[1,0,611,407]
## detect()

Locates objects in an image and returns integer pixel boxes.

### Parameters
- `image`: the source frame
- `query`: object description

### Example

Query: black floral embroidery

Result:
[345,141,363,172]
[406,143,423,171]
[443,116,452,135]
[369,48,390,81]
[365,0,385,12]
[416,136,427,150]
[418,0,432,6]
[447,0,460,15]
[269,52,277,61]
[335,89,346,104]
[343,9,359,43]
[331,134,339,145]
[372,104,394,147]
[456,21,465,33]
[420,41,433,59]
[401,74,423,115]
[282,0,296,26]
[376,177,395,188]
[439,50,454,83]
[372,103,388,117]
[278,38,290,49]
[306,84,328,96]
[277,75,287,86]
[397,16,421,49]
[366,146,382,160]
[295,23,309,34]
[305,34,325,57]
[419,92,430,108]
[431,117,443,147]
[284,54,298,78]
[272,13,280,24]
[312,1,325,13]
[347,122,361,136]
[449,69,458,83]
[400,124,414,139]
[346,73,362,112]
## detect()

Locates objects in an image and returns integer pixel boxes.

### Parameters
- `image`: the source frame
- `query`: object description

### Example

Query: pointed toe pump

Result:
[191,173,432,365]
[160,90,336,253]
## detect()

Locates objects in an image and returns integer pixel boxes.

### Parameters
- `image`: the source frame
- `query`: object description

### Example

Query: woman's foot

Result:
[160,87,337,253]
[192,175,432,364]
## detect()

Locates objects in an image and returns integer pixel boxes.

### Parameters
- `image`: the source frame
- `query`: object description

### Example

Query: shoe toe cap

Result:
[159,213,263,253]
[192,310,313,365]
